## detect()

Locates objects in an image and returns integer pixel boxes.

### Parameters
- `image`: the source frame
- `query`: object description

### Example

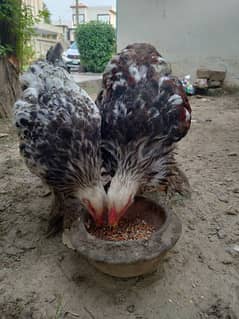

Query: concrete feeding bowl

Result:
[67,196,182,278]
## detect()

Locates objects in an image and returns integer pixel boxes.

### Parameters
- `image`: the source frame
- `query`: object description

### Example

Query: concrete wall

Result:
[117,0,239,84]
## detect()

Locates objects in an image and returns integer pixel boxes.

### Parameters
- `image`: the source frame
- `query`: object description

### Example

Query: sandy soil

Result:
[0,93,239,319]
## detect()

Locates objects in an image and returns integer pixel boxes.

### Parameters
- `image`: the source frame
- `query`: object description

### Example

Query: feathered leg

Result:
[46,189,86,236]
[166,165,191,199]
[46,189,65,237]
[139,163,191,207]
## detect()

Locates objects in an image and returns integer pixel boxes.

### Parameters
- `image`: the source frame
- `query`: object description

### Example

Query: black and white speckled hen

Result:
[96,43,191,226]
[14,43,106,229]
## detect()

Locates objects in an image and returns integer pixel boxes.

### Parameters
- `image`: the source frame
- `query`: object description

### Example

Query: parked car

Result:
[62,42,80,71]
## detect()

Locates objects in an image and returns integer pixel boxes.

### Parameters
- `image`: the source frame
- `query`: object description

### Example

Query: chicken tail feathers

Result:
[46,42,68,71]
[46,42,63,63]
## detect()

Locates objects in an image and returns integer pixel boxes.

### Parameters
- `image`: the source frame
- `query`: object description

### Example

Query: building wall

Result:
[33,23,67,58]
[117,0,239,83]
[22,0,43,17]
[22,1,68,59]
[86,6,115,25]
[110,10,116,28]
[71,5,116,28]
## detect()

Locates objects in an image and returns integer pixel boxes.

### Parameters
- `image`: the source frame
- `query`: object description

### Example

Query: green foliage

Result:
[76,21,116,73]
[0,44,13,57]
[22,44,36,69]
[40,2,51,24]
[0,0,38,68]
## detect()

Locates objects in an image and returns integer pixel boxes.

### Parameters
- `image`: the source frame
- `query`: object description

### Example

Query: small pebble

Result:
[0,133,9,138]
[188,225,195,231]
[228,152,238,157]
[217,230,226,239]
[0,271,6,282]
[225,244,239,256]
[58,255,64,262]
[114,294,126,305]
[40,190,51,198]
[231,245,239,252]
[127,305,136,313]
[45,295,56,303]
[218,197,229,203]
[225,209,237,216]
[222,258,233,265]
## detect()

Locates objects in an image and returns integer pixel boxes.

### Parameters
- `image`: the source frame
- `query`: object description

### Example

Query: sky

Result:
[44,0,116,25]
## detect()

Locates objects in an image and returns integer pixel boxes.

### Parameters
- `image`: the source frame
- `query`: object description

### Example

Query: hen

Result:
[14,44,106,232]
[96,43,191,226]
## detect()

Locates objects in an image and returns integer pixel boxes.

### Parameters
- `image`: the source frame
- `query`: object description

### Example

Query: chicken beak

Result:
[108,207,118,227]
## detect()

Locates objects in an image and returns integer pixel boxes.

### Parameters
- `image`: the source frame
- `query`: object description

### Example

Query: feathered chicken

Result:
[96,43,191,226]
[14,43,106,230]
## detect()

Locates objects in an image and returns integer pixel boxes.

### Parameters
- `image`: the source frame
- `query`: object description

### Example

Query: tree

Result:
[76,21,116,73]
[0,0,37,118]
[41,2,51,24]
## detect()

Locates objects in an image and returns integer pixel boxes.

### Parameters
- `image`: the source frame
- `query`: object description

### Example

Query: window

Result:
[97,14,110,24]
[73,14,85,25]
[70,42,78,50]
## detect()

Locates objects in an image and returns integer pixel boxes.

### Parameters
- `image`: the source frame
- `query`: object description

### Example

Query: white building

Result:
[117,0,239,84]
[33,23,67,58]
[23,0,69,58]
[70,2,116,28]
[22,0,43,17]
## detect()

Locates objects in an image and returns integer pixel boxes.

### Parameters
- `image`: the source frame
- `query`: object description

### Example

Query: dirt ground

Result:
[0,92,239,319]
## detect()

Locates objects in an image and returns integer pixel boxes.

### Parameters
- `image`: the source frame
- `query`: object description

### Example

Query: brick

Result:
[209,70,226,81]
[196,68,226,81]
[197,68,211,79]
[194,78,208,89]
[208,80,222,88]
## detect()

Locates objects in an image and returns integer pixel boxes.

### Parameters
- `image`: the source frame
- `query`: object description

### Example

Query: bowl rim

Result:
[84,196,171,244]
[69,196,182,265]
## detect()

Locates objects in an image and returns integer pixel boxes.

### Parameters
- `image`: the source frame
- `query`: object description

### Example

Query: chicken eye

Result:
[82,198,90,206]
